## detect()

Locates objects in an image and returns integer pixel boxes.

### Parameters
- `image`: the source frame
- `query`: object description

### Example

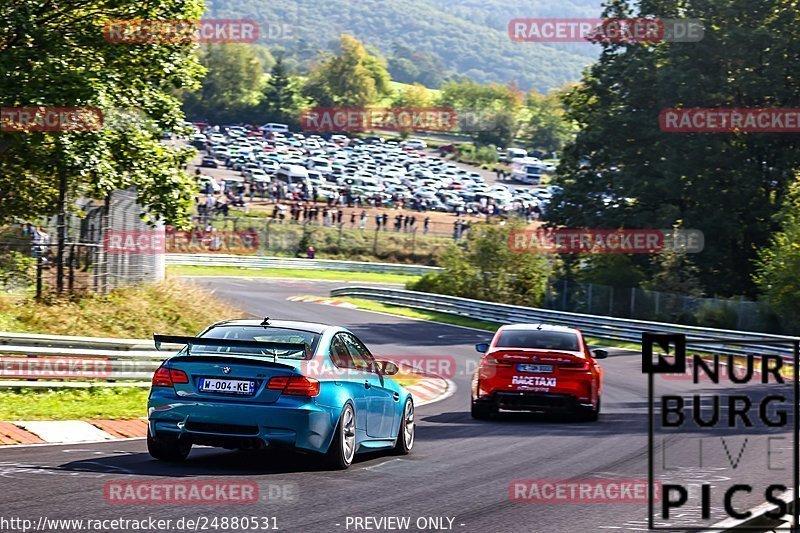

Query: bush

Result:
[409,220,558,306]
[0,251,35,291]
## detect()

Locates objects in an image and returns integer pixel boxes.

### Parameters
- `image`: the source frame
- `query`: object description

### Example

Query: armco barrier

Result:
[165,254,440,276]
[329,286,799,358]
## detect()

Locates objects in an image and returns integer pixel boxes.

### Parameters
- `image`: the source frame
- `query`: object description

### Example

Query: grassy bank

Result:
[169,265,421,285]
[0,278,244,337]
[0,388,148,420]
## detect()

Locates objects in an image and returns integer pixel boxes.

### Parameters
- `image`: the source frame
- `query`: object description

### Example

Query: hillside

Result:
[205,0,605,92]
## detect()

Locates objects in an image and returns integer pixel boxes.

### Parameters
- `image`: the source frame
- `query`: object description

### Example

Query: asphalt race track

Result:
[0,277,792,533]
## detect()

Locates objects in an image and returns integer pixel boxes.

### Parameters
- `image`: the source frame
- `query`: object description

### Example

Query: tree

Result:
[755,179,800,330]
[391,83,432,108]
[525,87,575,154]
[182,44,267,124]
[260,55,302,126]
[0,0,204,228]
[410,221,558,306]
[303,35,391,107]
[436,80,524,146]
[547,0,800,297]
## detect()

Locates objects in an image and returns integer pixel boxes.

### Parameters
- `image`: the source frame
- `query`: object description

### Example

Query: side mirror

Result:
[377,361,399,376]
[592,349,608,359]
[475,343,489,353]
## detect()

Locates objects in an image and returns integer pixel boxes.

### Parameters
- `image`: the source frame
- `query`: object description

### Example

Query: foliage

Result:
[259,55,303,127]
[303,35,391,107]
[526,88,576,154]
[547,0,800,297]
[0,251,35,291]
[183,44,268,124]
[0,0,204,227]
[755,180,800,331]
[204,0,601,92]
[410,221,557,306]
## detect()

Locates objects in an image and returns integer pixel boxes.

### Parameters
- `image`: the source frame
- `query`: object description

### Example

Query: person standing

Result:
[424,217,430,235]
[359,210,367,230]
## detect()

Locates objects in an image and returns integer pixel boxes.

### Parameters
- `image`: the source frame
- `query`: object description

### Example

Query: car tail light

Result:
[484,357,513,367]
[170,369,189,384]
[151,367,189,387]
[152,367,172,387]
[560,361,590,371]
[267,376,320,396]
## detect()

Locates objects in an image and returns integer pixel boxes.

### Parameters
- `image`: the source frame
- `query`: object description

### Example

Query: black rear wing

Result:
[153,334,311,358]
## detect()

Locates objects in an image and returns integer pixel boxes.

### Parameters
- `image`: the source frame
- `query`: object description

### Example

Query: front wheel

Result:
[324,403,356,470]
[147,432,191,462]
[393,398,415,455]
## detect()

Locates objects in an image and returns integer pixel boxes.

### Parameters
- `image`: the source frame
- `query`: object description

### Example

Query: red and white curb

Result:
[407,377,454,407]
[0,419,147,445]
[287,295,359,308]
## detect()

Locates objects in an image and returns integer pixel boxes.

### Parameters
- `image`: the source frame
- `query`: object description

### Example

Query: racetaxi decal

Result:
[512,376,556,387]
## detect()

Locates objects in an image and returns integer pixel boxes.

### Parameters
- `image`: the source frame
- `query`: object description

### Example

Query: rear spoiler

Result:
[153,334,311,358]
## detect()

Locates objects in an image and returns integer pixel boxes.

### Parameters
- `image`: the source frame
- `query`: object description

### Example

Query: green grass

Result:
[0,388,149,420]
[169,265,421,285]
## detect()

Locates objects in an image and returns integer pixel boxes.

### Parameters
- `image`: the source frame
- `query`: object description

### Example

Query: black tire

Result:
[324,404,356,470]
[471,400,497,420]
[147,432,191,462]
[392,398,415,455]
[577,398,601,422]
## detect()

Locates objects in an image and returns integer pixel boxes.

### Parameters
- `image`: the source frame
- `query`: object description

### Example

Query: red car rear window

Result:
[495,330,580,352]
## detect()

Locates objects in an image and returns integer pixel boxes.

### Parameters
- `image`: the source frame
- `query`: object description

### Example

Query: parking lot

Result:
[186,126,557,235]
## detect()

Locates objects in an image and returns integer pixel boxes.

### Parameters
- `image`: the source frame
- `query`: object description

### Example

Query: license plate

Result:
[517,364,553,374]
[199,378,255,395]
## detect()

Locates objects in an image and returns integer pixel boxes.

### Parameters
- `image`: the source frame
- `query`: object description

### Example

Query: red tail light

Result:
[560,361,590,371]
[152,367,172,387]
[267,375,320,396]
[484,357,513,367]
[151,367,189,387]
[170,369,189,384]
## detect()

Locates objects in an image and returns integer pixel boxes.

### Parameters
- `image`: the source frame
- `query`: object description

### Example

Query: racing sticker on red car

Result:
[512,376,556,387]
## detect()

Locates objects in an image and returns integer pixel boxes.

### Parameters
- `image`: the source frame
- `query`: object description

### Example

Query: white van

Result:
[260,123,290,134]
[510,157,545,185]
[505,148,527,162]
[275,164,311,192]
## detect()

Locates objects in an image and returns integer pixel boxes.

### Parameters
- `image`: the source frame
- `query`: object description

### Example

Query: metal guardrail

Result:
[165,254,440,276]
[0,332,181,387]
[329,286,799,358]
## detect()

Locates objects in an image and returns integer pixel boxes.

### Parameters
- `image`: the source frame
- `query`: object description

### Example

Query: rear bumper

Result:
[476,391,591,412]
[148,391,338,454]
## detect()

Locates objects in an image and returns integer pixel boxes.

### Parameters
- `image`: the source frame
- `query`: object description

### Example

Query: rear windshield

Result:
[194,326,321,360]
[495,330,580,352]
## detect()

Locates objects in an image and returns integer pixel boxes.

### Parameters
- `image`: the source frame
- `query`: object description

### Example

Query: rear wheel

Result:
[577,398,601,422]
[471,400,497,420]
[147,432,191,462]
[324,403,356,470]
[392,398,415,455]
